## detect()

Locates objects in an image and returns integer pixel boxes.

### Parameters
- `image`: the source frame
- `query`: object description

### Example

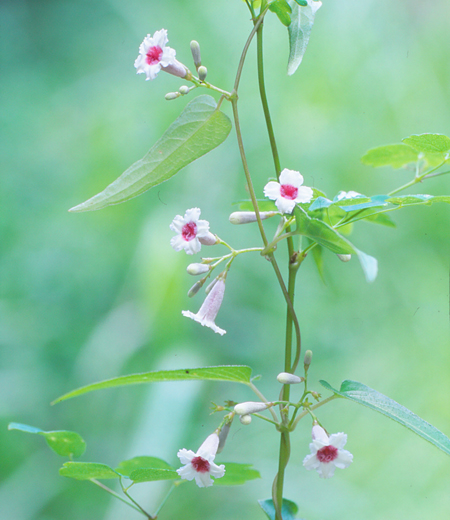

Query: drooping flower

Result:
[264,168,313,214]
[134,29,187,81]
[176,433,225,488]
[303,424,353,479]
[182,277,226,335]
[170,208,216,255]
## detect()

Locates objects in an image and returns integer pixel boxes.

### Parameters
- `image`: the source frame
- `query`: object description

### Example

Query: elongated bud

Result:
[234,401,273,415]
[217,420,232,454]
[198,231,217,246]
[188,280,204,297]
[304,350,312,372]
[205,276,218,295]
[337,254,352,262]
[277,372,303,384]
[240,414,252,425]
[187,263,210,276]
[179,85,190,95]
[229,211,277,225]
[190,40,202,68]
[165,92,180,100]
[198,65,207,81]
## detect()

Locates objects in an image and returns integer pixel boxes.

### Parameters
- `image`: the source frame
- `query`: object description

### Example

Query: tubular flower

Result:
[134,29,187,81]
[264,168,313,214]
[176,433,225,488]
[170,208,216,255]
[303,424,353,478]
[182,277,226,335]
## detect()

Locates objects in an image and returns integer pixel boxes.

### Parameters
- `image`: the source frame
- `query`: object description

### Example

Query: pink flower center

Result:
[182,222,197,242]
[316,445,338,463]
[146,45,163,65]
[191,456,210,473]
[280,184,298,200]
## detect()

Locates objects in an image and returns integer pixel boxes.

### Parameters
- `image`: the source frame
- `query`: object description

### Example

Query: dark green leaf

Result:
[8,423,86,458]
[361,143,418,168]
[60,462,119,480]
[287,0,322,75]
[213,462,260,486]
[69,95,232,212]
[402,133,450,153]
[52,365,252,404]
[130,468,180,483]
[258,498,302,520]
[115,456,173,478]
[320,380,450,456]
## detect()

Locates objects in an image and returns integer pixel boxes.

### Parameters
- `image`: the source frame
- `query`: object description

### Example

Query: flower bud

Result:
[234,401,273,415]
[337,254,352,262]
[165,92,180,100]
[198,65,208,82]
[240,414,252,425]
[217,421,232,454]
[190,40,202,69]
[229,211,277,225]
[187,263,210,276]
[304,350,312,372]
[198,231,217,246]
[205,276,218,295]
[277,372,303,384]
[187,280,203,298]
[179,85,190,95]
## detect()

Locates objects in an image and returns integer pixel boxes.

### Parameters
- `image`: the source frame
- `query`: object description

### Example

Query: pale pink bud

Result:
[229,211,278,224]
[277,372,303,384]
[234,401,273,415]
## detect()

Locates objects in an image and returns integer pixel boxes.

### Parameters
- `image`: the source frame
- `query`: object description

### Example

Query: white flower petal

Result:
[209,462,226,478]
[184,207,201,222]
[303,452,320,470]
[334,449,353,468]
[318,461,336,479]
[279,168,304,188]
[195,472,214,488]
[275,196,296,214]
[295,186,314,203]
[176,464,196,480]
[329,432,347,449]
[177,448,195,465]
[197,433,219,459]
[263,181,281,201]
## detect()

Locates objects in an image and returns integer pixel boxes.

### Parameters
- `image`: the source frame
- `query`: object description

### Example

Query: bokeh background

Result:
[1,0,449,519]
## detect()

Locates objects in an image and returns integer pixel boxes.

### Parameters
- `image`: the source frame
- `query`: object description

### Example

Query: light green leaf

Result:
[115,456,173,478]
[130,468,180,483]
[269,0,292,27]
[52,365,252,404]
[361,143,418,168]
[287,0,322,75]
[8,423,86,458]
[311,243,326,283]
[69,95,232,212]
[213,462,260,486]
[320,380,450,456]
[60,462,119,480]
[362,211,396,228]
[402,133,450,153]
[258,498,302,520]
[387,194,450,206]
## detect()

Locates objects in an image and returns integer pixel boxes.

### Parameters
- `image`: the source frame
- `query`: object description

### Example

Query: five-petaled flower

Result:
[264,168,313,214]
[182,277,226,335]
[170,208,216,255]
[303,424,353,478]
[176,433,225,487]
[134,29,187,81]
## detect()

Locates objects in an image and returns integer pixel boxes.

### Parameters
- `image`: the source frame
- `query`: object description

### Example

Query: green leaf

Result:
[386,194,450,206]
[311,243,326,283]
[130,468,180,483]
[8,423,86,458]
[258,498,302,520]
[295,208,378,282]
[320,380,450,456]
[52,365,252,404]
[362,211,396,228]
[402,133,450,153]
[213,462,261,486]
[287,0,322,75]
[361,143,418,168]
[60,462,119,480]
[115,456,174,478]
[69,95,232,212]
[269,0,292,27]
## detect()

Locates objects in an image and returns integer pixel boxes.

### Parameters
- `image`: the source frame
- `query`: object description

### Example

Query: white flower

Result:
[264,168,313,214]
[234,401,273,415]
[303,424,353,479]
[182,278,226,335]
[176,433,225,488]
[336,190,362,201]
[170,208,216,255]
[134,29,187,81]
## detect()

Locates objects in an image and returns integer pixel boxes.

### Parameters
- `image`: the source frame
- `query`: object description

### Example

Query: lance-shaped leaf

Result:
[320,380,450,456]
[115,456,174,478]
[69,95,232,212]
[60,462,119,480]
[386,194,450,207]
[52,365,252,404]
[287,0,322,75]
[258,498,302,520]
[8,423,86,458]
[402,133,450,154]
[295,208,378,282]
[213,462,260,486]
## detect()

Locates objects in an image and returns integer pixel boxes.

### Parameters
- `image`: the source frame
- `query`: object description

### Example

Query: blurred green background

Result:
[1,0,449,519]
